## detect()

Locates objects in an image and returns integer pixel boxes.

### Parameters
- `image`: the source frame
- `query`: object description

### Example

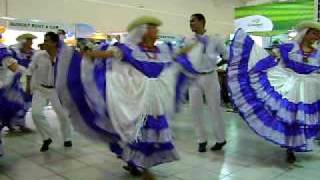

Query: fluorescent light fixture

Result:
[0,16,16,20]
[30,19,42,22]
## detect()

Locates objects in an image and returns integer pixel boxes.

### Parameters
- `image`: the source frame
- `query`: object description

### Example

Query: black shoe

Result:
[7,126,17,133]
[123,165,142,176]
[40,138,52,152]
[198,142,207,152]
[64,141,72,147]
[18,126,33,133]
[286,150,296,164]
[210,141,227,151]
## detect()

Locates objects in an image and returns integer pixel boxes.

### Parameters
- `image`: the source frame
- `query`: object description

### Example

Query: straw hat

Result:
[127,16,162,32]
[16,33,37,42]
[296,21,320,32]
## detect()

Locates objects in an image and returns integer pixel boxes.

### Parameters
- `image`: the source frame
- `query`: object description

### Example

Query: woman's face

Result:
[143,24,159,41]
[303,28,320,43]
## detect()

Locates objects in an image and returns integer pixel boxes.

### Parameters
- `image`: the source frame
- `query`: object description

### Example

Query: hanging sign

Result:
[235,15,273,32]
[0,18,73,32]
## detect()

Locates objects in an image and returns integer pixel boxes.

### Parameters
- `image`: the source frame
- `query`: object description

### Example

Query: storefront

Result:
[0,17,75,48]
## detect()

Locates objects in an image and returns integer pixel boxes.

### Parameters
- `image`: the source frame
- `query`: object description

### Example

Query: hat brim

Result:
[127,16,162,32]
[296,21,320,32]
[16,33,37,41]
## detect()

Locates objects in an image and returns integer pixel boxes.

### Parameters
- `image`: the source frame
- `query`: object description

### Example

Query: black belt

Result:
[41,84,55,89]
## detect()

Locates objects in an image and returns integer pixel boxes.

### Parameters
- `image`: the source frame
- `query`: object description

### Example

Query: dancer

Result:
[0,33,28,156]
[27,32,73,152]
[8,33,36,132]
[55,16,205,176]
[187,13,227,152]
[228,21,320,163]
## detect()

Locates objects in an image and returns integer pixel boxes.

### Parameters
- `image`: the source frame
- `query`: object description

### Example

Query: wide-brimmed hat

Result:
[127,16,162,32]
[296,21,320,32]
[16,33,37,42]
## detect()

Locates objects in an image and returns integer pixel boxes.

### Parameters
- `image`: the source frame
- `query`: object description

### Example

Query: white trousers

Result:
[31,87,72,141]
[189,72,225,143]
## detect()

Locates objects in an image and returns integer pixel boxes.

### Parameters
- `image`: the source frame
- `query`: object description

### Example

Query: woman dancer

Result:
[0,33,28,156]
[228,21,320,163]
[55,16,204,176]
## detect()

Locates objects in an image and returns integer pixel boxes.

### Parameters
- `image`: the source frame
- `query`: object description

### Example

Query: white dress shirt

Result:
[27,50,56,90]
[184,32,227,73]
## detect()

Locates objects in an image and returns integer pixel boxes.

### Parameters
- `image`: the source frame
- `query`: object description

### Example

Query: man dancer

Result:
[27,32,73,152]
[187,13,227,152]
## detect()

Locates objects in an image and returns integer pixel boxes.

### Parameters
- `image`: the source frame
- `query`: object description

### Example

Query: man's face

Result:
[190,16,204,33]
[115,35,121,42]
[43,36,56,50]
[58,33,66,40]
[57,30,66,40]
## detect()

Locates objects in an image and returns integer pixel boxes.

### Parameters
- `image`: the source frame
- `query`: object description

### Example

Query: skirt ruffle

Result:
[0,73,27,127]
[122,115,179,168]
[227,29,320,152]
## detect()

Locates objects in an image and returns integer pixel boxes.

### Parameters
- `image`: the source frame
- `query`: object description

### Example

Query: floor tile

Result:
[0,174,12,180]
[61,166,112,180]
[42,159,88,174]
[37,175,67,180]
[1,106,320,180]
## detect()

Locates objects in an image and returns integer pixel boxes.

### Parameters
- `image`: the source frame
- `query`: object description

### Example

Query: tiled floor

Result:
[1,105,320,180]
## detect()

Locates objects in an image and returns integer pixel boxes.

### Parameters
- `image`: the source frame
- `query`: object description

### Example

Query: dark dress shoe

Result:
[210,141,227,151]
[123,164,142,176]
[40,138,52,152]
[198,142,207,152]
[286,150,296,164]
[18,126,33,133]
[64,141,72,147]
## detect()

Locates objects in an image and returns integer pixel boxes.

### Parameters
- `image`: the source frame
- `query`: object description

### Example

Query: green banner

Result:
[235,0,314,36]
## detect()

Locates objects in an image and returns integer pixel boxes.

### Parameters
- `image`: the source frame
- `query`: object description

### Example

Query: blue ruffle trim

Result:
[0,48,12,64]
[115,43,172,78]
[227,29,320,152]
[67,50,120,140]
[0,73,27,125]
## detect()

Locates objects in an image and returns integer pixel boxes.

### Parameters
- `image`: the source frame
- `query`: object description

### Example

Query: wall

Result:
[0,0,7,17]
[244,0,273,6]
[3,0,244,37]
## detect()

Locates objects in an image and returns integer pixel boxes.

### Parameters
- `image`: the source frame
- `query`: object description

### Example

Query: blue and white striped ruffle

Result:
[55,46,120,144]
[0,73,27,127]
[0,47,12,64]
[227,29,320,152]
[122,115,179,168]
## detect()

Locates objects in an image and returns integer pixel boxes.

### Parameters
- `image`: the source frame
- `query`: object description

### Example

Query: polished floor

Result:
[0,105,320,180]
